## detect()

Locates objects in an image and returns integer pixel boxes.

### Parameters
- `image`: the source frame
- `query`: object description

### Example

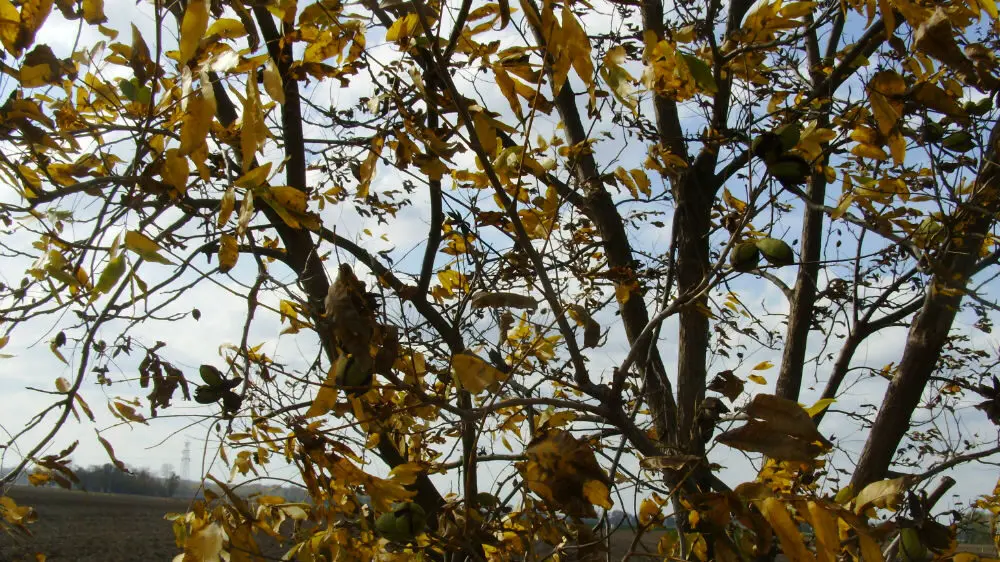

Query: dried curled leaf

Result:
[325,264,376,357]
[716,394,832,462]
[518,429,612,518]
[708,369,745,402]
[565,303,600,348]
[217,234,238,273]
[469,291,538,310]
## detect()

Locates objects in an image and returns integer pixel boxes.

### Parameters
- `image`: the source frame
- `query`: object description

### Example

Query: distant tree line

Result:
[72,464,181,497]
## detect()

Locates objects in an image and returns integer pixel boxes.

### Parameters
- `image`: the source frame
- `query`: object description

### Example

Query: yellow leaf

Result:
[980,0,998,19]
[561,1,593,87]
[262,59,285,104]
[857,530,885,562]
[0,335,8,350]
[757,497,815,562]
[887,131,906,165]
[615,166,638,197]
[28,471,50,486]
[492,64,523,120]
[582,479,612,510]
[748,373,767,384]
[805,501,840,562]
[255,495,286,505]
[639,497,662,526]
[615,282,634,305]
[235,163,272,189]
[0,0,21,56]
[241,74,265,169]
[630,169,651,197]
[723,188,747,212]
[854,476,911,514]
[94,254,126,294]
[179,0,208,65]
[305,357,345,417]
[851,144,888,160]
[124,230,173,264]
[804,398,835,417]
[205,18,246,39]
[55,377,70,392]
[452,353,506,394]
[218,234,238,273]
[868,71,904,135]
[113,400,147,424]
[181,522,224,562]
[82,0,105,24]
[385,13,419,43]
[779,1,816,18]
[162,149,189,193]
[356,136,383,199]
[752,360,773,371]
[179,93,215,156]
[267,186,307,214]
[15,0,52,53]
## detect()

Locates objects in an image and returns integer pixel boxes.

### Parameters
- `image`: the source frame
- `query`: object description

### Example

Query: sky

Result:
[0,0,999,523]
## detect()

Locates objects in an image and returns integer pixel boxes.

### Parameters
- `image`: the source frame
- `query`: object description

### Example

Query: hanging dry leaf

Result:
[452,353,506,394]
[217,234,238,273]
[469,291,538,310]
[716,400,831,462]
[518,429,612,518]
[853,476,912,514]
[262,59,285,104]
[325,264,376,357]
[124,230,173,264]
[178,0,208,66]
[217,187,235,228]
[708,369,745,401]
[96,432,131,473]
[743,394,832,446]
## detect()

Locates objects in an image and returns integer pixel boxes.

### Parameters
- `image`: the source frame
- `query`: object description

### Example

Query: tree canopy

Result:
[2,0,1000,559]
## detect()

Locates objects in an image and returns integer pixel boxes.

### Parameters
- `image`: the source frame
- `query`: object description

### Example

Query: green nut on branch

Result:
[730,242,761,272]
[375,502,427,543]
[755,238,795,266]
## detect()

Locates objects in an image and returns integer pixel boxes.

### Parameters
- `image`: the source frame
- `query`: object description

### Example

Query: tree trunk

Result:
[776,173,826,401]
[851,125,1000,488]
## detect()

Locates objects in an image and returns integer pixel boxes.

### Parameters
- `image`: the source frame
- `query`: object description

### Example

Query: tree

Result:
[1,0,1000,559]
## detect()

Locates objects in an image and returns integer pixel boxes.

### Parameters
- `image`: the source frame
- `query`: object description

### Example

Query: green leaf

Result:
[680,52,717,94]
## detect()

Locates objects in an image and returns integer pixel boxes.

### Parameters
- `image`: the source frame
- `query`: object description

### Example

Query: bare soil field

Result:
[1,486,198,561]
[1,487,995,561]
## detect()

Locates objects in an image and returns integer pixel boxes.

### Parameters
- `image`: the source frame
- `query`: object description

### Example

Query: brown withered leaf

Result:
[325,264,376,357]
[708,369,745,402]
[519,429,612,518]
[716,420,828,462]
[744,394,832,447]
[469,291,538,310]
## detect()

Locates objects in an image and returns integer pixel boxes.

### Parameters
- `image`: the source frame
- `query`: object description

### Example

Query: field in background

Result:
[0,486,995,561]
[1,486,198,561]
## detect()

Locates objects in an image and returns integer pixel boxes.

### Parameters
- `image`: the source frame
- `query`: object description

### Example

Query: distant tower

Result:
[181,441,191,480]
